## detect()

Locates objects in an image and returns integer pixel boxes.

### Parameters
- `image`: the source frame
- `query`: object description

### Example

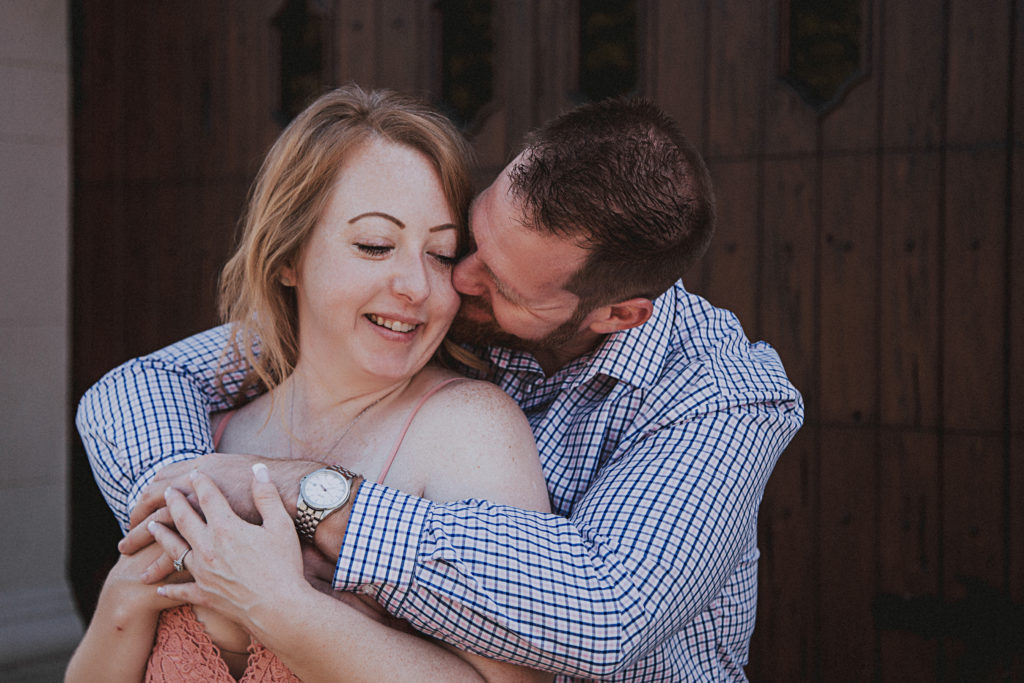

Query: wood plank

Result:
[72,182,129,395]
[879,153,941,427]
[748,428,817,682]
[819,153,877,425]
[1012,28,1024,435]
[819,0,880,153]
[215,1,280,180]
[760,157,817,415]
[942,150,1006,432]
[818,426,877,682]
[761,1,817,157]
[941,434,1009,680]
[876,430,940,681]
[647,0,708,148]
[880,0,945,148]
[491,1,537,154]
[649,1,711,292]
[707,0,768,157]
[336,0,378,86]
[946,0,1011,146]
[699,159,758,331]
[376,0,429,94]
[534,0,575,123]
[1014,434,1024,682]
[75,0,129,183]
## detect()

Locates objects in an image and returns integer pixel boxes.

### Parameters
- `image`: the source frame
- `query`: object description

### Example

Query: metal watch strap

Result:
[295,464,359,543]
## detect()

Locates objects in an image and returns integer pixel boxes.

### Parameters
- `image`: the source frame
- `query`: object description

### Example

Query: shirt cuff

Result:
[332,482,432,603]
[125,452,202,528]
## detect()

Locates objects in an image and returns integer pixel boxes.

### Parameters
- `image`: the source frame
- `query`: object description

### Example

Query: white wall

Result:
[0,0,82,669]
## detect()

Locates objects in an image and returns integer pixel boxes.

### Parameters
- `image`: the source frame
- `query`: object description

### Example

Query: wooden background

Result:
[71,1,1023,680]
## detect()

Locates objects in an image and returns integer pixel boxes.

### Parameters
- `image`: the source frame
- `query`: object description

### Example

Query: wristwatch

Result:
[295,465,359,543]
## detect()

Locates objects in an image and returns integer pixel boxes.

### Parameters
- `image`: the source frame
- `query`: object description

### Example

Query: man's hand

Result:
[122,453,326,583]
[129,453,324,529]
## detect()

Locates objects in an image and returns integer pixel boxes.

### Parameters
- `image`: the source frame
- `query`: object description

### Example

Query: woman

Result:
[66,86,552,682]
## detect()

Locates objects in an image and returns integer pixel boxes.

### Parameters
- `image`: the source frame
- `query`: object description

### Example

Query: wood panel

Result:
[879,153,941,427]
[876,431,940,681]
[648,0,710,290]
[1012,11,1024,437]
[941,434,1008,680]
[819,154,878,425]
[818,427,877,681]
[946,0,1010,147]
[335,1,378,85]
[748,428,817,682]
[942,150,1006,432]
[880,0,945,149]
[761,0,818,159]
[818,0,880,154]
[700,159,759,329]
[706,0,768,157]
[71,0,284,614]
[760,157,817,410]
[645,0,708,148]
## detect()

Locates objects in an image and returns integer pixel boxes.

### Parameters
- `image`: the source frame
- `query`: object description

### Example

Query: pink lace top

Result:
[144,378,462,681]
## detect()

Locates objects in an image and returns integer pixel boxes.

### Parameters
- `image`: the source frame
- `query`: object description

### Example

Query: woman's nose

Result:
[392,253,431,303]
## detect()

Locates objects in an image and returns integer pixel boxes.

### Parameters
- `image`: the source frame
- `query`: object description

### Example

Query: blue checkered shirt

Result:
[77,282,803,681]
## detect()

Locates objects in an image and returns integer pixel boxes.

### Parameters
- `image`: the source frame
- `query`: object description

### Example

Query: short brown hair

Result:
[218,85,474,398]
[508,97,715,309]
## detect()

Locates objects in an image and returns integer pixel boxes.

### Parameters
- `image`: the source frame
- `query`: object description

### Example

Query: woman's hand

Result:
[148,464,312,633]
[65,541,186,683]
[101,541,186,618]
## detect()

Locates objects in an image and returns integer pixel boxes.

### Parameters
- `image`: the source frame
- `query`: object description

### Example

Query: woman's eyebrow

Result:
[348,213,455,233]
[348,212,404,227]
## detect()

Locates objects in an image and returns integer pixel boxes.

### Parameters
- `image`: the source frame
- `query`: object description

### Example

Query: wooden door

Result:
[73,1,1024,680]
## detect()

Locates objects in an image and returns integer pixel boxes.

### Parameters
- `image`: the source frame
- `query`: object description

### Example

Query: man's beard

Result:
[448,295,588,358]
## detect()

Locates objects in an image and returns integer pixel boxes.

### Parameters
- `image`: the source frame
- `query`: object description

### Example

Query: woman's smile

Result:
[366,313,420,334]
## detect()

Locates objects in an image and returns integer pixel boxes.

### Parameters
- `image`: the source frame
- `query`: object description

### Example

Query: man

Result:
[78,96,803,680]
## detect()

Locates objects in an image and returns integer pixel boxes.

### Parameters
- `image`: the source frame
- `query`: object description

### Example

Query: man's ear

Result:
[586,297,653,335]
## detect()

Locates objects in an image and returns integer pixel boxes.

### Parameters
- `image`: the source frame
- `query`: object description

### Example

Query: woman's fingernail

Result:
[252,463,270,483]
[156,586,166,596]
[164,487,174,500]
[189,469,199,481]
[147,520,157,532]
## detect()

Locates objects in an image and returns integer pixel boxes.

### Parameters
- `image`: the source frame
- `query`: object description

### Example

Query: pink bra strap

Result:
[212,410,236,450]
[376,377,464,485]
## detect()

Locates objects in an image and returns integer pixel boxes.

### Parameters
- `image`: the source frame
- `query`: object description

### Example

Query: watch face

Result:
[301,469,351,509]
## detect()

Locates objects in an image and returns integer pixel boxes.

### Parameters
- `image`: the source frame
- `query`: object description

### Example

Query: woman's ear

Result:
[585,298,653,335]
[279,266,296,287]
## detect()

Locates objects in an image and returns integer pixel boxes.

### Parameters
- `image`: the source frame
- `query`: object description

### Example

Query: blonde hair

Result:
[218,85,475,401]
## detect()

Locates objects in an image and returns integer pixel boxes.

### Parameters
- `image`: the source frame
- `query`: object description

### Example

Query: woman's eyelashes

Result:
[430,252,458,268]
[356,243,391,257]
[355,242,457,268]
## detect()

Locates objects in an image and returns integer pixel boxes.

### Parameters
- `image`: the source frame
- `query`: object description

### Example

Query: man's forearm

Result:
[76,324,254,529]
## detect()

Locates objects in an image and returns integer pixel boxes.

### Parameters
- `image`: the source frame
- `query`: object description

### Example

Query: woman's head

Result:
[219,85,474,395]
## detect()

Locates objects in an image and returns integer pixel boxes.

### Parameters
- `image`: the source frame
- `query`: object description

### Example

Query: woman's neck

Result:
[277,362,412,452]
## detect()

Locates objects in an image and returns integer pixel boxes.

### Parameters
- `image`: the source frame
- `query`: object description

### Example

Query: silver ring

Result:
[173,547,192,573]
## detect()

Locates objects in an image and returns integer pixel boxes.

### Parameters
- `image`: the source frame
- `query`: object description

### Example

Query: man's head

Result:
[450,96,716,371]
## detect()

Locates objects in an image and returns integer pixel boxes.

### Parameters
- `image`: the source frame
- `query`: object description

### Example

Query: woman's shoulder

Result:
[405,367,547,510]
[411,368,526,427]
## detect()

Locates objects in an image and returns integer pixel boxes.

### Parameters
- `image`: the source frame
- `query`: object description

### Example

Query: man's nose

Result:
[452,252,485,296]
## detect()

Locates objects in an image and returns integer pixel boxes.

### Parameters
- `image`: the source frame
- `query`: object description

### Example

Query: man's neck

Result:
[530,331,605,376]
